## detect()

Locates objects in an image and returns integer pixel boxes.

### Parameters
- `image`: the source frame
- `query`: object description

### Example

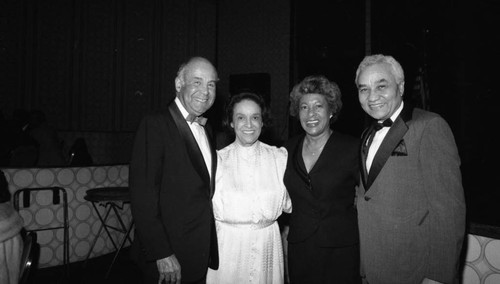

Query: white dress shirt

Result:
[175,97,212,178]
[366,101,404,172]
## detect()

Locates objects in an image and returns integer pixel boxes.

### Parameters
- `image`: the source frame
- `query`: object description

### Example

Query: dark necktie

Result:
[363,118,393,155]
[186,114,207,126]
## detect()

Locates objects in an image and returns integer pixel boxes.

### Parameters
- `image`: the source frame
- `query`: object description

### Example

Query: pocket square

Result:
[391,139,408,156]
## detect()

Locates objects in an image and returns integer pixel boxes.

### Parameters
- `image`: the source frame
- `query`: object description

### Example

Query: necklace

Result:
[308,144,325,156]
[304,135,330,156]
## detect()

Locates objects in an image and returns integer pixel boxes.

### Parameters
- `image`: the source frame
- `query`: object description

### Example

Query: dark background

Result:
[1,0,498,226]
[291,0,498,227]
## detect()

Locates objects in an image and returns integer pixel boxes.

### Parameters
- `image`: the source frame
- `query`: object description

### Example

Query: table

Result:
[83,186,134,278]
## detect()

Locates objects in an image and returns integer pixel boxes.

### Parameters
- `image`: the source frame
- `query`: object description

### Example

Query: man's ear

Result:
[175,77,183,93]
[398,81,405,97]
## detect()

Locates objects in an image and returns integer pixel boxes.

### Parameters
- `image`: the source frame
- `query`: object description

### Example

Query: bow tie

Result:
[374,118,393,131]
[186,114,207,126]
[363,118,393,155]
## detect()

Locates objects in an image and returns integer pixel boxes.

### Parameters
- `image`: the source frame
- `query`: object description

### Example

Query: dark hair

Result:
[289,75,342,124]
[0,170,10,203]
[222,92,271,132]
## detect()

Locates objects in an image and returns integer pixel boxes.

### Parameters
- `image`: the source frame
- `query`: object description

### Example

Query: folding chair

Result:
[18,230,40,284]
[13,187,70,278]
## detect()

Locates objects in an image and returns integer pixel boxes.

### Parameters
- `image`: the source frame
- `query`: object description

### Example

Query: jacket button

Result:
[364,196,371,201]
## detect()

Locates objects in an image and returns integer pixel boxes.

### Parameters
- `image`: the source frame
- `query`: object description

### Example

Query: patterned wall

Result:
[3,165,500,283]
[2,165,131,268]
[463,234,500,283]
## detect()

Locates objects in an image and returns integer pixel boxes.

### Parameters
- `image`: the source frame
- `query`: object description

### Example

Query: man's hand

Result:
[157,255,181,284]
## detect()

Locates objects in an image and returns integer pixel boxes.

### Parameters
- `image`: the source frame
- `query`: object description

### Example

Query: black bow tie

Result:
[374,118,393,131]
[186,114,207,126]
[363,118,393,155]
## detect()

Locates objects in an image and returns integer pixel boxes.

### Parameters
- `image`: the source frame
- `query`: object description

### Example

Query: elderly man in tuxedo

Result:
[130,56,219,284]
[355,54,465,284]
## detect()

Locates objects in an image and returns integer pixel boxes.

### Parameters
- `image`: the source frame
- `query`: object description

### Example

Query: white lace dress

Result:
[206,141,292,284]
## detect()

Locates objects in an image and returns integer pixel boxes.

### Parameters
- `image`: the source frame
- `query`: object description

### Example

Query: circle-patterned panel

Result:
[39,246,54,264]
[76,187,89,202]
[94,238,105,255]
[76,168,92,185]
[93,167,107,183]
[55,228,65,242]
[75,223,90,239]
[36,169,56,187]
[108,166,119,181]
[91,221,101,234]
[55,245,65,262]
[13,170,34,187]
[75,204,91,221]
[65,188,74,203]
[19,210,33,226]
[485,240,500,270]
[461,265,480,284]
[37,230,54,246]
[57,169,74,186]
[36,190,53,206]
[56,207,67,223]
[35,208,55,226]
[75,241,90,257]
[120,166,128,180]
[485,274,500,284]
[4,165,131,266]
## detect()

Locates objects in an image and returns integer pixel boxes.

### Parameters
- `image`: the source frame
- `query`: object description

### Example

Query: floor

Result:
[27,247,142,284]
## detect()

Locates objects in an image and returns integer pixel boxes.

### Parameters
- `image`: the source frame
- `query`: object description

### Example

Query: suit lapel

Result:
[366,105,413,189]
[291,135,311,188]
[168,103,211,194]
[205,124,217,197]
[360,126,374,189]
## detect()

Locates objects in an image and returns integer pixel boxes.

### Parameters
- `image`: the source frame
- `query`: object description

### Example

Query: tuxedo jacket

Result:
[284,131,360,247]
[357,105,466,284]
[129,101,218,282]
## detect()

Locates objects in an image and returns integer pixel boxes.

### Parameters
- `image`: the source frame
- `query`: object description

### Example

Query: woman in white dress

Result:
[207,92,292,284]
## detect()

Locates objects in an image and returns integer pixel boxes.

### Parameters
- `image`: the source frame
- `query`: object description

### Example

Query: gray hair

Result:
[355,54,405,85]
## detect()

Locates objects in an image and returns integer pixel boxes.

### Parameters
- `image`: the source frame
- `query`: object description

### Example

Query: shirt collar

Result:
[174,97,190,120]
[379,101,404,124]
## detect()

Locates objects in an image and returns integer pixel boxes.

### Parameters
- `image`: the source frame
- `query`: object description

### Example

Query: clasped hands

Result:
[157,254,181,284]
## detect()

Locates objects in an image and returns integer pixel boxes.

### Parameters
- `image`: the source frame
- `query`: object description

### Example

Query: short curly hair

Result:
[355,54,405,85]
[289,75,342,124]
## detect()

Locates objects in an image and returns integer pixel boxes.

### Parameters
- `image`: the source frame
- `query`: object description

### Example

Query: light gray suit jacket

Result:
[356,105,466,284]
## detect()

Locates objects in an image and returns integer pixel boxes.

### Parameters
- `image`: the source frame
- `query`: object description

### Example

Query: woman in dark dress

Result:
[284,75,361,283]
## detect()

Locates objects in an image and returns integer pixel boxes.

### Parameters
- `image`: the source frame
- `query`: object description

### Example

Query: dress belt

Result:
[216,220,275,230]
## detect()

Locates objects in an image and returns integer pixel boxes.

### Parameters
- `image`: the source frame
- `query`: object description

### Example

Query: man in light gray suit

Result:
[355,54,465,284]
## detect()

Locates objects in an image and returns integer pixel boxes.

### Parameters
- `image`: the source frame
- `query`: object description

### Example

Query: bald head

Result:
[177,57,218,83]
[175,57,218,116]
